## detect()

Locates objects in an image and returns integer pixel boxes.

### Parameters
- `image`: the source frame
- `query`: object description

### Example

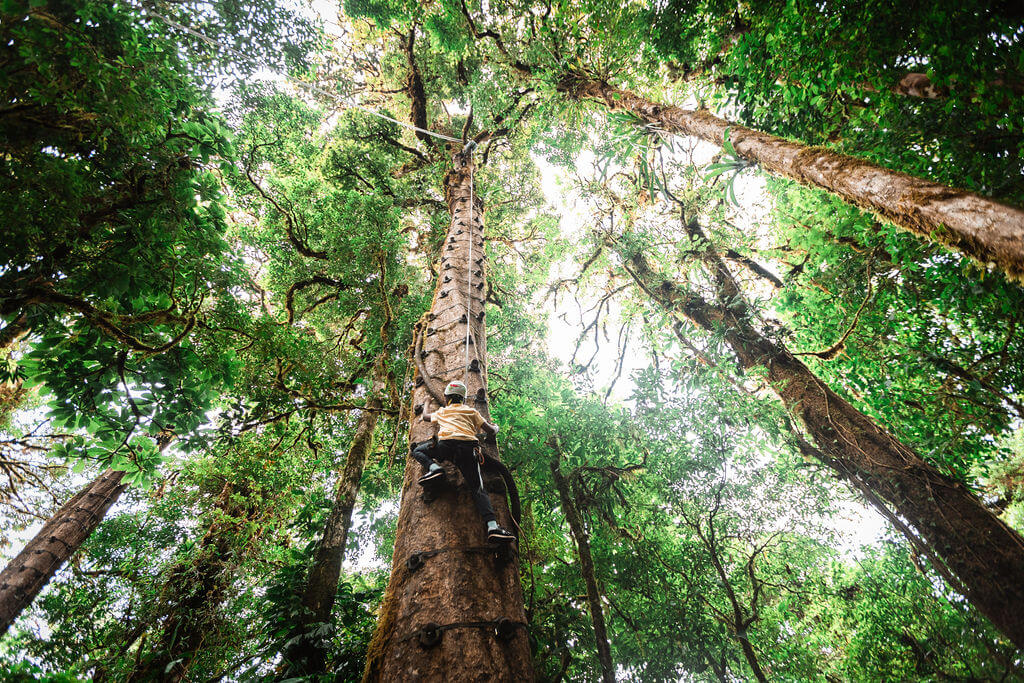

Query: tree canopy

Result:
[1,0,1022,680]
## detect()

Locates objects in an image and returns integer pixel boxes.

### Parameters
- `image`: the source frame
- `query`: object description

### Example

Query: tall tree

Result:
[605,217,1024,648]
[558,75,1024,282]
[549,447,615,683]
[285,355,392,674]
[412,0,1024,281]
[362,148,533,681]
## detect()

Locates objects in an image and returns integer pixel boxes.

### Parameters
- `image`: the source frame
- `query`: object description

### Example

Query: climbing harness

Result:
[410,434,522,531]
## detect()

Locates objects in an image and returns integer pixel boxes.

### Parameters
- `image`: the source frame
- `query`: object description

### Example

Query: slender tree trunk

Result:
[284,359,388,675]
[698,521,767,682]
[697,644,729,683]
[0,430,174,635]
[734,631,767,683]
[362,153,533,681]
[549,459,616,683]
[128,480,254,683]
[0,467,127,633]
[616,241,1024,648]
[561,75,1024,282]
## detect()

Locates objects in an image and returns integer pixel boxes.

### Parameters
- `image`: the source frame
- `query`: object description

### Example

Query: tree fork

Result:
[618,244,1024,648]
[561,75,1024,282]
[361,152,533,681]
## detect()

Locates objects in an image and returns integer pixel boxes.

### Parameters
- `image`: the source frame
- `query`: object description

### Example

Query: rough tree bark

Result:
[362,152,533,681]
[0,433,171,634]
[0,468,127,634]
[549,457,615,683]
[560,75,1024,282]
[284,358,389,675]
[614,235,1024,648]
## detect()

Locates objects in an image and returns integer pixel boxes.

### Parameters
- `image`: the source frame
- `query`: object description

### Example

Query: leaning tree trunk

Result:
[618,243,1024,648]
[284,359,389,675]
[549,458,616,683]
[0,430,174,635]
[362,152,533,681]
[0,467,127,634]
[559,74,1024,282]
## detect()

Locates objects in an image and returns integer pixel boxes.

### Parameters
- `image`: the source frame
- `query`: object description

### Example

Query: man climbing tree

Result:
[7,0,1024,679]
[413,380,516,544]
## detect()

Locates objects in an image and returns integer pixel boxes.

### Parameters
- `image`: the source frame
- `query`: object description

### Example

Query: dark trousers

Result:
[411,439,496,523]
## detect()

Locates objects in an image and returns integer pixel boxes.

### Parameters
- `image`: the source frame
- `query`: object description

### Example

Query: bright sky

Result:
[532,143,889,553]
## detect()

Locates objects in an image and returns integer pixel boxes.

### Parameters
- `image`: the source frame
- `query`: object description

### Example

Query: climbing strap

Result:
[406,544,517,572]
[399,618,528,647]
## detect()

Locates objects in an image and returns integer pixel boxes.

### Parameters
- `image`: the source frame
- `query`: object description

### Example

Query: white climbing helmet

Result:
[444,380,468,398]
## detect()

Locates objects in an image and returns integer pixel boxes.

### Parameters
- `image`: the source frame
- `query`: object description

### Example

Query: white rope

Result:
[464,167,474,382]
[142,10,462,143]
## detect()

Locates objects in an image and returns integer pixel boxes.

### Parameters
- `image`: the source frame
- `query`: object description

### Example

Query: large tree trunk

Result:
[0,467,127,633]
[284,359,388,675]
[362,153,533,681]
[560,75,1024,282]
[617,240,1024,649]
[549,459,615,683]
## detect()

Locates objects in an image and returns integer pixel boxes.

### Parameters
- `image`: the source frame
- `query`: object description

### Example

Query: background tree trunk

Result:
[0,428,175,634]
[563,76,1024,282]
[549,457,616,683]
[0,467,127,634]
[284,359,389,675]
[127,479,256,683]
[361,154,533,681]
[618,242,1024,649]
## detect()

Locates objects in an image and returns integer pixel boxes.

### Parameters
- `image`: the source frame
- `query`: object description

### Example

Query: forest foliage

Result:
[1,0,1023,680]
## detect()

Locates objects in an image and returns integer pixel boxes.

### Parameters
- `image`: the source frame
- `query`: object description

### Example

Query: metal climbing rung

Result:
[402,618,525,649]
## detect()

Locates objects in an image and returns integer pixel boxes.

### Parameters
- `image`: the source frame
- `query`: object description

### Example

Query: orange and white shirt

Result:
[428,404,485,441]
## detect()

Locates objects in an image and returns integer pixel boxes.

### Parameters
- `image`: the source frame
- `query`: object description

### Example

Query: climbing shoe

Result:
[418,469,446,486]
[487,526,516,543]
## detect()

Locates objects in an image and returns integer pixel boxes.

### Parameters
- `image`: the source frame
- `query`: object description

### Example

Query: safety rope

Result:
[142,10,461,143]
[464,166,474,383]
